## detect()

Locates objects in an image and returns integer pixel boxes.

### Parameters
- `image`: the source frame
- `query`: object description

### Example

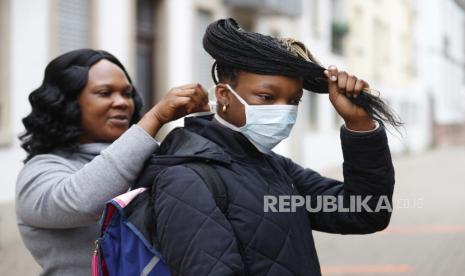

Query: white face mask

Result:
[209,84,298,153]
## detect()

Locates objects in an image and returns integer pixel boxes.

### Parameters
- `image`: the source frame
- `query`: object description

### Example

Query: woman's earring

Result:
[222,103,228,113]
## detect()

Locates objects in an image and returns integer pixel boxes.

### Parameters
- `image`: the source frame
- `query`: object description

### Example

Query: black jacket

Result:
[136,114,395,276]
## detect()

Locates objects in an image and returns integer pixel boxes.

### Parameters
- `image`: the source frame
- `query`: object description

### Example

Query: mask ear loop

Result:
[207,85,218,113]
[211,61,250,105]
[211,61,248,106]
[225,84,249,106]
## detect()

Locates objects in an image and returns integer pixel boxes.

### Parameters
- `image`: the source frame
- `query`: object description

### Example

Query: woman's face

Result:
[78,59,135,144]
[215,71,303,127]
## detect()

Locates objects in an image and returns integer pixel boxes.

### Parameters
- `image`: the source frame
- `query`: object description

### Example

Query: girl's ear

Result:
[215,83,231,105]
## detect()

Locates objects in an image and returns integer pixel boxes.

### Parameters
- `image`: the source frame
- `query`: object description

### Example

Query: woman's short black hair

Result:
[19,48,143,163]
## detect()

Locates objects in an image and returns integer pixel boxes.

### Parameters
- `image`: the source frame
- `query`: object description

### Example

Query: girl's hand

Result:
[324,66,376,131]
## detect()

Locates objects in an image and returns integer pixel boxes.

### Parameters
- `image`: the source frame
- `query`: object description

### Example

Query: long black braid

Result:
[203,18,402,128]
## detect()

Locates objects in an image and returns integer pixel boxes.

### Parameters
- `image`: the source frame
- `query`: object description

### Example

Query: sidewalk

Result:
[0,242,40,275]
[317,145,465,275]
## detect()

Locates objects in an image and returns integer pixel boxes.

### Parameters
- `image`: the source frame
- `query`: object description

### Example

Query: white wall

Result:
[94,0,135,75]
[415,0,465,124]
[0,0,51,202]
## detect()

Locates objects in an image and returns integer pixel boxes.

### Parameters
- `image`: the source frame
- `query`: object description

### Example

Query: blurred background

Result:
[0,0,464,275]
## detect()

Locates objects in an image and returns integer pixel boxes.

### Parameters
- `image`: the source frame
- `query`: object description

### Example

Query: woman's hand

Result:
[138,83,209,137]
[324,66,376,131]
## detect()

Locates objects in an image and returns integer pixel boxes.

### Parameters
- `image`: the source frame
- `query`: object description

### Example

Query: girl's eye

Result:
[257,94,274,101]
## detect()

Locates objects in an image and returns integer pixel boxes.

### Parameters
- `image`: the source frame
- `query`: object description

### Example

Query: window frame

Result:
[0,0,12,146]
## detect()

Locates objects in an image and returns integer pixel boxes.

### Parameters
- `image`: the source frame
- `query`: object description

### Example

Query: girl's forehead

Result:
[235,72,303,94]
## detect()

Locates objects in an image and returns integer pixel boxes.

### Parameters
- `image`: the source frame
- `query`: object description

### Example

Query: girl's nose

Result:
[276,99,290,105]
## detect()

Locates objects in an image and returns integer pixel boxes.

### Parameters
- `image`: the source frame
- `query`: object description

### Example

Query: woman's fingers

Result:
[151,84,207,120]
[172,84,209,112]
[175,85,208,111]
[175,96,195,113]
[191,85,209,112]
[177,83,200,90]
[173,88,196,96]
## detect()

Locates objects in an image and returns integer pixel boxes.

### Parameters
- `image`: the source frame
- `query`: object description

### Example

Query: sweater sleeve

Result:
[275,126,395,234]
[16,125,159,229]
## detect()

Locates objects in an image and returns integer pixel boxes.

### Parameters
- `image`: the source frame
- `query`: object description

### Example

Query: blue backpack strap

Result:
[183,162,228,214]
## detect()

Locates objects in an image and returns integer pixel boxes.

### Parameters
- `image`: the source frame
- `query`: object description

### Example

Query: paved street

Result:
[1,146,464,275]
[316,145,465,275]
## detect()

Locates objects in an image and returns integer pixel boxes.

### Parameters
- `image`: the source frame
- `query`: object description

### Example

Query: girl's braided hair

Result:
[203,18,402,128]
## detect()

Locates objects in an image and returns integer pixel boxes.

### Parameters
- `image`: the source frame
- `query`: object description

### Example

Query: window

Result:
[330,0,348,55]
[308,93,318,129]
[373,19,388,80]
[310,0,320,38]
[331,21,348,55]
[0,0,11,146]
[194,9,214,88]
[56,0,91,54]
[352,6,364,57]
[136,0,157,113]
[442,35,450,60]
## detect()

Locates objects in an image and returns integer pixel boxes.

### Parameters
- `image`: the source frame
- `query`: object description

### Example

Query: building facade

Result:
[0,0,350,203]
[415,0,465,144]
[1,0,464,249]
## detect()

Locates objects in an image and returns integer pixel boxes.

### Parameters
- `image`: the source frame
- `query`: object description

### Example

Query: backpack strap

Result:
[183,162,228,214]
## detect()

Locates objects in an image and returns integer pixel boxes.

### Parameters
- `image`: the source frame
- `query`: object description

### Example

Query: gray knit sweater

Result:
[15,125,159,275]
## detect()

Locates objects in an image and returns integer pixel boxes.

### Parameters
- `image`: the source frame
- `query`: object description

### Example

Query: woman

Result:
[15,49,208,275]
[136,19,396,276]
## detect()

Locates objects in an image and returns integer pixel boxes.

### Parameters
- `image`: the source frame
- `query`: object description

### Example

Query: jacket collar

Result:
[135,114,267,189]
[148,114,265,166]
[194,115,265,160]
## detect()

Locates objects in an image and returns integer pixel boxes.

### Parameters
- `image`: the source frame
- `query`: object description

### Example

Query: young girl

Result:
[137,19,396,276]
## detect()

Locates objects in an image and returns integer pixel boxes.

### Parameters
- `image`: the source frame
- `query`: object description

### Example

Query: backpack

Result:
[92,162,228,276]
